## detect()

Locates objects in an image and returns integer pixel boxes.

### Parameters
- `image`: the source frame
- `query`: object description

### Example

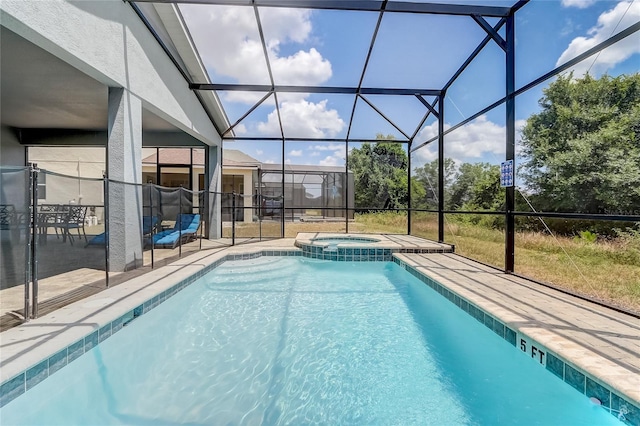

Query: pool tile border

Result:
[297,242,450,261]
[2,248,638,426]
[392,257,639,426]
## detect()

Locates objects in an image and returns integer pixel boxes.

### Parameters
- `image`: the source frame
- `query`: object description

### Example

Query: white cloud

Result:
[180,6,268,84]
[272,48,331,86]
[319,155,342,167]
[288,143,347,166]
[413,143,438,165]
[285,158,292,164]
[180,5,331,95]
[223,91,272,105]
[312,143,345,151]
[561,0,597,8]
[556,1,640,77]
[289,149,303,157]
[257,100,345,138]
[414,115,526,166]
[256,149,263,155]
[309,142,346,166]
[233,124,247,135]
[180,4,343,140]
[260,7,312,44]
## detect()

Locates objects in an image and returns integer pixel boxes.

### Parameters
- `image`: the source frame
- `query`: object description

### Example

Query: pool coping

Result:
[295,233,454,260]
[1,241,638,425]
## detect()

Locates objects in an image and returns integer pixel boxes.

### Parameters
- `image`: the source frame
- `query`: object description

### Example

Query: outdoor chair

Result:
[149,213,201,249]
[92,215,161,244]
[0,204,31,241]
[86,215,160,247]
[55,205,88,245]
[0,204,18,240]
[37,204,63,242]
[143,215,160,236]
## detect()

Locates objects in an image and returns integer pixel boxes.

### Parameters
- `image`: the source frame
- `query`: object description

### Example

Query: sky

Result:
[179,0,640,169]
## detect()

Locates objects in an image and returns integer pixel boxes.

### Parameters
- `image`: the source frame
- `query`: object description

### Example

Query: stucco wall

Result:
[0,126,24,167]
[29,147,106,206]
[223,167,254,223]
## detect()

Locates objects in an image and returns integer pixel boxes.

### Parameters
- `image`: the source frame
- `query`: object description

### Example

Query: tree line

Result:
[349,73,640,230]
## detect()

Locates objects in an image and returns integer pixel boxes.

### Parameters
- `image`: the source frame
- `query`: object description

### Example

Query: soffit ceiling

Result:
[0,26,178,133]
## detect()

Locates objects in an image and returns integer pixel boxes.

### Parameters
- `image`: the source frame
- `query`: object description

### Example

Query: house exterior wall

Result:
[220,167,254,223]
[1,0,223,269]
[0,0,221,147]
[29,147,106,206]
[0,126,24,167]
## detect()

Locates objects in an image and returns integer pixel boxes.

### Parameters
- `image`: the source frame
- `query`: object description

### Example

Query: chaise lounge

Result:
[86,215,160,247]
[149,213,200,249]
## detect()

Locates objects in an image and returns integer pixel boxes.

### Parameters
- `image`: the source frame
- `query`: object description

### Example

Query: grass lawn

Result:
[411,213,640,315]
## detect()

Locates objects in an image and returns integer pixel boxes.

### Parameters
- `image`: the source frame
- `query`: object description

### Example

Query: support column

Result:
[345,141,349,232]
[407,141,412,235]
[243,170,253,224]
[205,144,222,239]
[505,14,516,273]
[107,87,143,271]
[438,94,445,243]
[281,138,285,238]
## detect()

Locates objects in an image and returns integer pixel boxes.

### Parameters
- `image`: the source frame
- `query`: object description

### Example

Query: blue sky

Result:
[180,0,640,168]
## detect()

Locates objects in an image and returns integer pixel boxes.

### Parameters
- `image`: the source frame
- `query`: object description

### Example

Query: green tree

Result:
[412,158,456,209]
[462,164,504,211]
[452,162,504,210]
[410,176,427,209]
[520,73,640,214]
[412,159,503,211]
[349,134,414,209]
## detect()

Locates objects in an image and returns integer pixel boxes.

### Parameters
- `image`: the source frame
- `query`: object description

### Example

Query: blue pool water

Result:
[311,237,378,245]
[1,257,621,425]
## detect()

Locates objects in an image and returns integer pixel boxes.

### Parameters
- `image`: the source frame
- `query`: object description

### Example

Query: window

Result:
[37,172,46,200]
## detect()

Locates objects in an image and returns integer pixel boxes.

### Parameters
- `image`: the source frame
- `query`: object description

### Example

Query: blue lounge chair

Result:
[143,216,160,236]
[86,216,159,247]
[150,214,200,249]
[85,232,107,247]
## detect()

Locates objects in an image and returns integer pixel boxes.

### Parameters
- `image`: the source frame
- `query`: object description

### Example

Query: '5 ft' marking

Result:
[520,338,545,365]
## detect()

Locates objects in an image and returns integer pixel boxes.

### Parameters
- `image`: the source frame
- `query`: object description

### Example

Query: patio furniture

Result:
[54,205,88,245]
[0,204,19,241]
[143,215,160,237]
[85,215,160,247]
[37,204,63,242]
[0,204,31,241]
[149,213,200,249]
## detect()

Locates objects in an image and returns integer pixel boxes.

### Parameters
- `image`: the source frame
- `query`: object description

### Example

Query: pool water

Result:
[0,258,621,425]
[311,237,378,245]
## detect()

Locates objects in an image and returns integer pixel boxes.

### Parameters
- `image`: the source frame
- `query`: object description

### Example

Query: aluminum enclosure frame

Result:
[128,0,640,276]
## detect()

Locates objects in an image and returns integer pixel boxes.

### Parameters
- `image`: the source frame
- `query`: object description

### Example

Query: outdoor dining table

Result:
[36,204,94,245]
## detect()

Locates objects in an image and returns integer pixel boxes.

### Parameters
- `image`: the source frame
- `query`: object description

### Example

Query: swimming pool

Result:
[311,236,379,245]
[310,236,380,252]
[0,257,621,425]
